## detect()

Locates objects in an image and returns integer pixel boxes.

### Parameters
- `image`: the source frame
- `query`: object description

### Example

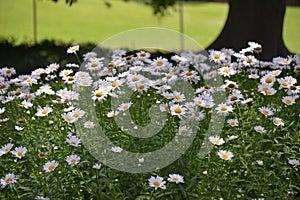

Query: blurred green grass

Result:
[0,0,299,53]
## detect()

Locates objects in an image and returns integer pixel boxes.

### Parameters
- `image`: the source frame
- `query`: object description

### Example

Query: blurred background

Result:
[0,0,299,73]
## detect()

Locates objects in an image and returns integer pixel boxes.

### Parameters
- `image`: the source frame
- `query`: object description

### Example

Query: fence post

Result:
[179,0,184,52]
[33,0,37,44]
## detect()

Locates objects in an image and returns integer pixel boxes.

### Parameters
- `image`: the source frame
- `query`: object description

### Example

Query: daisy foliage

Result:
[0,42,299,199]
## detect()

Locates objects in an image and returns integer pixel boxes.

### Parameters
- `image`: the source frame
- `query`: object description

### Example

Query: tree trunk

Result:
[206,0,291,60]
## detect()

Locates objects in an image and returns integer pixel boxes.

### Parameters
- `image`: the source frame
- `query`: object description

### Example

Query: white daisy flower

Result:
[62,113,77,124]
[43,160,59,172]
[227,119,238,127]
[93,163,102,170]
[170,104,186,118]
[0,173,17,188]
[148,176,166,190]
[0,143,14,156]
[282,96,297,106]
[209,136,225,146]
[254,126,266,134]
[111,146,123,153]
[107,110,119,118]
[217,150,234,160]
[35,105,53,117]
[66,136,81,147]
[67,45,79,54]
[66,154,80,165]
[0,107,5,114]
[258,106,274,117]
[256,160,264,166]
[84,121,95,129]
[288,159,300,166]
[273,117,284,126]
[117,102,133,112]
[11,146,27,159]
[167,174,184,184]
[178,125,192,137]
[215,103,234,116]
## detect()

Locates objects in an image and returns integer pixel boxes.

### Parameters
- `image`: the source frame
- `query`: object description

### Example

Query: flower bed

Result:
[0,42,300,199]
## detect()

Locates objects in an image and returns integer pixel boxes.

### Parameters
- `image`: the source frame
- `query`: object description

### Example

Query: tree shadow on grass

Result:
[0,39,97,75]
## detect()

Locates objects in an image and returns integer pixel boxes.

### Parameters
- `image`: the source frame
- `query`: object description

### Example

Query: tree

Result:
[206,0,291,60]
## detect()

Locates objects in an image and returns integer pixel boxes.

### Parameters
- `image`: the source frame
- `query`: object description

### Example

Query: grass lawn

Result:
[0,0,299,53]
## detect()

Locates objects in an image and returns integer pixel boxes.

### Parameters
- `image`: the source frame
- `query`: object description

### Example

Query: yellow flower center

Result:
[290,85,296,90]
[71,159,77,163]
[214,140,220,145]
[265,78,272,83]
[166,74,172,79]
[153,181,160,187]
[91,62,98,67]
[222,69,229,74]
[254,47,262,51]
[132,77,139,82]
[112,82,118,87]
[214,55,220,59]
[285,99,292,105]
[0,84,6,89]
[185,71,193,76]
[220,105,228,111]
[68,76,74,81]
[262,110,269,115]
[96,91,103,97]
[172,177,179,182]
[6,70,11,74]
[65,117,72,123]
[282,82,288,87]
[221,154,229,159]
[156,61,164,66]
[138,85,144,89]
[174,108,182,114]
[230,122,236,126]
[82,81,89,86]
[5,178,13,184]
[205,104,212,108]
[228,84,235,89]
[108,62,113,67]
[4,148,11,153]
[230,96,238,101]
[17,152,23,157]
[42,110,48,115]
[204,84,211,89]
[73,112,80,118]
[181,130,188,135]
[274,119,280,125]
[48,165,55,171]
[174,96,181,101]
